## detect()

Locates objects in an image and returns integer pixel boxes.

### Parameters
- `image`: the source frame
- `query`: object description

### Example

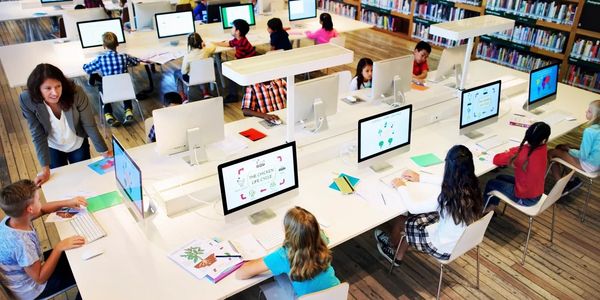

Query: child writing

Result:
[175,32,216,100]
[350,58,373,91]
[374,145,482,264]
[412,41,431,83]
[548,100,600,194]
[0,180,86,300]
[483,122,551,212]
[236,207,340,298]
[305,13,339,44]
[267,17,292,51]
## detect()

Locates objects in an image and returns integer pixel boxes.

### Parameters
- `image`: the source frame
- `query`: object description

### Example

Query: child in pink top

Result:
[305,13,338,44]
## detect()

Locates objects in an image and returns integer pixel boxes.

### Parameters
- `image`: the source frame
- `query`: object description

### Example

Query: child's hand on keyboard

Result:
[57,236,86,251]
[401,170,420,182]
[391,178,406,188]
[67,196,87,209]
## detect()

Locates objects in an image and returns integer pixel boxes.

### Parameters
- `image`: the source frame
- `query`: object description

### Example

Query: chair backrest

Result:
[298,282,349,300]
[539,170,575,212]
[188,58,216,85]
[447,211,494,262]
[336,70,352,98]
[176,3,192,11]
[329,36,346,48]
[144,117,154,143]
[101,73,137,103]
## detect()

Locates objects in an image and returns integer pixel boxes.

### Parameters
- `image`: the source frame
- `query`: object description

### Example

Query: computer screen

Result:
[218,142,299,215]
[155,11,195,39]
[220,3,256,29]
[77,18,125,49]
[358,105,412,162]
[460,80,501,129]
[112,136,143,215]
[528,63,558,105]
[288,0,317,21]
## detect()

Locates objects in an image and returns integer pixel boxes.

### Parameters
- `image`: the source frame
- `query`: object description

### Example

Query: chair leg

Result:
[550,205,556,243]
[99,97,108,138]
[522,217,533,265]
[501,203,507,215]
[134,99,145,122]
[388,235,405,274]
[580,178,593,223]
[436,264,444,300]
[476,246,480,290]
[483,194,493,214]
[545,161,556,179]
[213,81,220,97]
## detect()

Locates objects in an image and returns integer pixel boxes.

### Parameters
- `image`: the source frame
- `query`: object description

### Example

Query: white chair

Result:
[182,58,220,100]
[259,280,349,300]
[547,157,599,222]
[389,211,494,300]
[336,70,352,98]
[99,73,144,132]
[144,117,154,143]
[484,170,574,265]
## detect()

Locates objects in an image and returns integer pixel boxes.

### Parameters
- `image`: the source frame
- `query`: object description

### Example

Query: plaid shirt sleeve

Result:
[148,125,156,142]
[241,85,255,110]
[82,57,101,74]
[126,54,140,67]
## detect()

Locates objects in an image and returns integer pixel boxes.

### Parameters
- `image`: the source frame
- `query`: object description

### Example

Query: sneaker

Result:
[123,109,134,125]
[104,113,120,127]
[376,241,402,267]
[374,229,392,246]
[562,177,583,196]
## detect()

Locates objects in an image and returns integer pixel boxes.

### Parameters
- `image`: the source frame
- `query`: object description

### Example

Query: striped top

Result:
[229,37,257,59]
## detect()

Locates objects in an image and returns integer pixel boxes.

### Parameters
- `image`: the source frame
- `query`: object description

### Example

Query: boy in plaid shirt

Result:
[241,78,286,122]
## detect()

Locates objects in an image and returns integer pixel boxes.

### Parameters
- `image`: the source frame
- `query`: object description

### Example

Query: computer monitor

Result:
[220,3,256,29]
[77,18,125,49]
[40,0,72,8]
[207,0,241,23]
[525,63,559,114]
[459,80,502,139]
[257,0,282,15]
[432,44,467,86]
[62,8,108,41]
[152,97,225,164]
[358,104,412,172]
[133,1,172,30]
[288,0,317,22]
[112,136,148,221]
[218,142,299,224]
[155,11,195,40]
[294,74,339,133]
[371,55,412,103]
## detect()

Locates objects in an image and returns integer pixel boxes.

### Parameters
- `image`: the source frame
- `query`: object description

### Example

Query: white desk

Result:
[40,61,598,300]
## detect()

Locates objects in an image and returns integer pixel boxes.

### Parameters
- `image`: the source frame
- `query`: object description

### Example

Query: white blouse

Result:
[45,104,83,153]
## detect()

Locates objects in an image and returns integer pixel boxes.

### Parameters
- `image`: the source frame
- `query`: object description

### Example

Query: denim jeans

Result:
[35,251,81,300]
[49,139,91,169]
[484,174,541,207]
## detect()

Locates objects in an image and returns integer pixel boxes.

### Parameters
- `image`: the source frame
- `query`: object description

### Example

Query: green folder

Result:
[87,191,122,213]
[411,153,443,167]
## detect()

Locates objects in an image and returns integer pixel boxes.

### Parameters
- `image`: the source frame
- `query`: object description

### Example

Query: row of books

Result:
[570,38,600,63]
[448,0,482,6]
[489,25,568,53]
[319,0,358,18]
[361,9,404,31]
[486,0,577,25]
[476,41,555,72]
[360,0,412,14]
[413,1,468,23]
[412,23,465,48]
[564,64,600,93]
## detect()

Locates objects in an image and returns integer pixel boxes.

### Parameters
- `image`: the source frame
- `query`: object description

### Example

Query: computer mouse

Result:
[269,119,282,125]
[81,248,104,261]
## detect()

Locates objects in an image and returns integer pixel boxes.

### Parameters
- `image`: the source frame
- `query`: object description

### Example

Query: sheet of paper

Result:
[230,233,268,260]
[87,157,114,175]
[168,239,219,280]
[86,191,122,213]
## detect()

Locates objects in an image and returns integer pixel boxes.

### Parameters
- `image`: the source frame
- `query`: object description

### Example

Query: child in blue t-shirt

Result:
[0,180,86,300]
[236,206,340,298]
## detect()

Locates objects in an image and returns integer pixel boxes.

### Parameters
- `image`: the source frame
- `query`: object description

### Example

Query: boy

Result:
[83,31,141,127]
[412,41,431,82]
[148,92,184,143]
[0,180,86,300]
[193,0,208,22]
[215,19,257,102]
[241,79,286,122]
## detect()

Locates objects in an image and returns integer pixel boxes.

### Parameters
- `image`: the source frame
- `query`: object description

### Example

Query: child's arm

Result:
[82,58,101,74]
[413,69,428,80]
[242,109,280,121]
[492,147,519,167]
[214,41,231,47]
[24,236,85,284]
[235,258,269,280]
[36,196,87,218]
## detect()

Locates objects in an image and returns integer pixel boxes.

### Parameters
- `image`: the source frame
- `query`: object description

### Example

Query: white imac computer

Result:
[459,80,502,139]
[370,55,413,104]
[294,74,339,133]
[218,142,299,224]
[358,104,412,172]
[155,11,195,46]
[152,97,225,165]
[77,18,125,49]
[432,44,467,88]
[257,0,283,15]
[220,3,256,30]
[525,63,559,114]
[133,1,172,30]
[288,0,317,27]
[40,0,72,9]
[62,8,108,41]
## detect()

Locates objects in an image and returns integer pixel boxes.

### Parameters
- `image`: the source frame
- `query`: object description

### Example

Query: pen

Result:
[419,169,433,175]
[513,113,525,117]
[380,193,386,206]
[216,255,242,258]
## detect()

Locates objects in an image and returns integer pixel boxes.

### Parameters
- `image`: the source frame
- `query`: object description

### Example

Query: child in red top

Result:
[412,41,431,83]
[483,122,551,211]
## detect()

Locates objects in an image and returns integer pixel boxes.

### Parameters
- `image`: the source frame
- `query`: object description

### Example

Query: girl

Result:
[305,13,339,44]
[267,17,292,51]
[236,207,340,298]
[549,100,600,194]
[483,122,551,211]
[175,32,216,100]
[350,58,373,91]
[374,145,482,264]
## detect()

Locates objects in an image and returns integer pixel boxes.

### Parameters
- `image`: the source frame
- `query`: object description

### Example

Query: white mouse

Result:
[269,119,282,125]
[81,248,104,261]
[345,96,357,103]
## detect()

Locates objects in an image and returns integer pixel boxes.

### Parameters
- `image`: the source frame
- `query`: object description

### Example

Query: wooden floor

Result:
[0,17,599,300]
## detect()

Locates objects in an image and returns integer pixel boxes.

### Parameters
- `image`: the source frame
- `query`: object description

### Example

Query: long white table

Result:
[41,61,598,300]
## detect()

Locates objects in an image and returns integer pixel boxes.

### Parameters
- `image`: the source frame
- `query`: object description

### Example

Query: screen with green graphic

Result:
[220,3,255,29]
[358,105,412,162]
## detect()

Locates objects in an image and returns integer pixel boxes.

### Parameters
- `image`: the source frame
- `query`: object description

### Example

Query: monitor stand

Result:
[305,98,329,133]
[183,127,208,166]
[370,161,393,173]
[464,130,485,140]
[389,75,406,107]
[529,108,545,115]
[248,208,276,225]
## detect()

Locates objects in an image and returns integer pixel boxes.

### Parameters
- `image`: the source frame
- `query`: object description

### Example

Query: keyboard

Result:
[70,212,106,243]
[476,135,506,151]
[255,230,284,250]
[541,112,567,126]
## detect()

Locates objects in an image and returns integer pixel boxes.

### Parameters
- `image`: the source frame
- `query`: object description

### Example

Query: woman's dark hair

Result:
[355,57,373,90]
[187,32,203,50]
[438,145,482,226]
[26,63,75,111]
[510,122,551,171]
[267,17,284,33]
[320,13,333,31]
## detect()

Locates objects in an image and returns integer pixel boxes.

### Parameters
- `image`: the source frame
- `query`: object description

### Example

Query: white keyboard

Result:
[255,230,284,250]
[541,112,567,126]
[476,135,506,151]
[70,212,106,243]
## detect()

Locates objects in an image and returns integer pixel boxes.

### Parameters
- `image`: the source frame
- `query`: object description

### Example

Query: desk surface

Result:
[40,61,598,300]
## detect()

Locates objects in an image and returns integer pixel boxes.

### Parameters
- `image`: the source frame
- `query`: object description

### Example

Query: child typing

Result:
[350,58,373,91]
[236,207,340,298]
[305,13,338,44]
[267,18,292,51]
[0,180,86,300]
[175,32,216,100]
[412,41,431,83]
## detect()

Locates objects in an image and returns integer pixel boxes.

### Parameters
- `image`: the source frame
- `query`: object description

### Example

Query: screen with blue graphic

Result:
[460,81,500,128]
[112,137,143,214]
[529,64,558,104]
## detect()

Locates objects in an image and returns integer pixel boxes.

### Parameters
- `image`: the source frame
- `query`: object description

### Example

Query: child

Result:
[412,41,431,82]
[193,0,208,22]
[350,58,373,91]
[305,13,338,44]
[241,79,286,122]
[483,122,551,211]
[236,207,340,298]
[267,18,292,51]
[549,100,600,194]
[175,32,216,100]
[148,92,184,143]
[83,31,141,126]
[374,145,482,264]
[0,180,86,300]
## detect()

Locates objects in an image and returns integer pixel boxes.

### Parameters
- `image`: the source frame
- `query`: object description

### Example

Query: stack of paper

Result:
[168,239,243,283]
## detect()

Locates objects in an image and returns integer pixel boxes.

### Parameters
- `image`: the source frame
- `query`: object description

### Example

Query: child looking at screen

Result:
[412,41,431,83]
[175,32,216,101]
[267,18,292,51]
[305,13,338,44]
[350,58,373,91]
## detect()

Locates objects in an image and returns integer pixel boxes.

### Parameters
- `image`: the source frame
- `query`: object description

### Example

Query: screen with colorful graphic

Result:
[529,63,558,105]
[218,143,298,215]
[112,136,143,214]
[220,4,255,29]
[358,105,412,162]
[460,80,501,128]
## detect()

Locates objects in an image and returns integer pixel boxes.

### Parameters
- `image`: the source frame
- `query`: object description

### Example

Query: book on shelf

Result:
[414,1,467,22]
[489,25,567,53]
[564,64,600,93]
[476,41,556,72]
[571,38,600,63]
[412,22,465,47]
[486,0,576,25]
[319,0,358,18]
